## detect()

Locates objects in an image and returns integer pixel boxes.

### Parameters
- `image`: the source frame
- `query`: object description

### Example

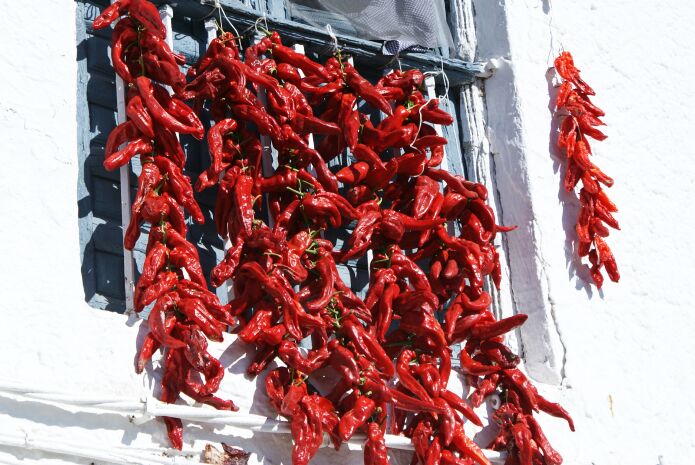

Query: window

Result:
[77,0,226,311]
[75,0,483,315]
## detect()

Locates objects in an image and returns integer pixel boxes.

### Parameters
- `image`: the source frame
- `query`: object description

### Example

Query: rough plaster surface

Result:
[476,0,695,463]
[0,0,694,464]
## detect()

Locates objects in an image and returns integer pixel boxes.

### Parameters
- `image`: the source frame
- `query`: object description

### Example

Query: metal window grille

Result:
[75,0,485,313]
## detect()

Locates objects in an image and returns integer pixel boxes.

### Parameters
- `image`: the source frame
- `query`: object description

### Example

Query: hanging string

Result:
[423,55,451,102]
[410,103,427,151]
[207,0,243,49]
[325,24,339,54]
[439,56,451,102]
[253,13,270,35]
[545,0,564,70]
[412,56,450,150]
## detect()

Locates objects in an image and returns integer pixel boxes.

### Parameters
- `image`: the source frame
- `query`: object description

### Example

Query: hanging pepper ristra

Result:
[94,0,236,450]
[554,51,620,288]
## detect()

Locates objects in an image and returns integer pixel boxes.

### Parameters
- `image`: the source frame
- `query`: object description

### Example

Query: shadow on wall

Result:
[542,0,550,14]
[545,68,600,299]
[76,13,130,313]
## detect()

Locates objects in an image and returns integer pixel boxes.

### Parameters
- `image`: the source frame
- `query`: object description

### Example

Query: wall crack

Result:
[533,220,568,385]
[545,274,568,385]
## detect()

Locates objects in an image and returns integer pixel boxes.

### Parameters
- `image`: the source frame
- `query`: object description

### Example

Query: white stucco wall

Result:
[475,0,695,464]
[0,0,693,464]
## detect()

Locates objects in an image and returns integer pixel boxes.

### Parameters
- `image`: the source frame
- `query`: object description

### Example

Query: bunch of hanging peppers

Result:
[96,1,574,464]
[554,51,620,288]
[95,0,238,449]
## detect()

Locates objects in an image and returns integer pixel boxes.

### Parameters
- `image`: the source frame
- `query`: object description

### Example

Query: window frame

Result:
[76,0,491,326]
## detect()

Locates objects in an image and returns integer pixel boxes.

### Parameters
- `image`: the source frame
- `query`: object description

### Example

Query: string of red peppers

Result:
[95,0,239,449]
[96,2,574,464]
[554,52,620,288]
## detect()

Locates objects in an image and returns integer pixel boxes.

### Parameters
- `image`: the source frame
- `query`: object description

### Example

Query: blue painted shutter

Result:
[76,0,226,312]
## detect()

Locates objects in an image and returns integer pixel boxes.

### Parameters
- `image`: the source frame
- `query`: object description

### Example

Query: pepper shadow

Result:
[542,0,551,14]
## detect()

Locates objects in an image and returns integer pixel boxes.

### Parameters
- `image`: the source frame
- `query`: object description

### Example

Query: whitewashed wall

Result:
[0,0,693,464]
[474,0,695,464]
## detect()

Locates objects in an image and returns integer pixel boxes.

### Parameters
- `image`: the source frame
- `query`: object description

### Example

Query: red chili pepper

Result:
[390,388,445,415]
[93,1,132,30]
[135,77,203,138]
[411,419,433,463]
[163,416,183,450]
[327,339,360,385]
[147,293,186,348]
[555,52,593,94]
[375,282,398,342]
[142,51,187,93]
[412,362,441,398]
[451,423,491,465]
[276,63,302,85]
[525,414,563,465]
[335,93,359,150]
[233,174,255,238]
[178,298,225,342]
[210,237,245,288]
[176,281,234,326]
[281,382,308,417]
[338,395,376,441]
[336,161,370,184]
[126,94,155,138]
[136,271,178,311]
[278,340,330,374]
[272,44,331,81]
[162,94,206,140]
[344,63,392,115]
[138,241,167,288]
[301,194,342,229]
[104,137,153,171]
[111,19,137,82]
[378,105,411,133]
[139,29,185,65]
[418,99,455,125]
[460,349,500,377]
[265,367,291,411]
[427,168,480,199]
[206,118,238,176]
[352,143,387,170]
[413,134,448,149]
[152,156,205,223]
[290,405,321,465]
[169,246,207,287]
[535,395,575,431]
[364,422,389,465]
[341,319,395,377]
[362,160,398,191]
[292,113,341,135]
[440,389,482,427]
[469,314,528,341]
[338,210,381,261]
[135,331,160,374]
[129,0,167,39]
